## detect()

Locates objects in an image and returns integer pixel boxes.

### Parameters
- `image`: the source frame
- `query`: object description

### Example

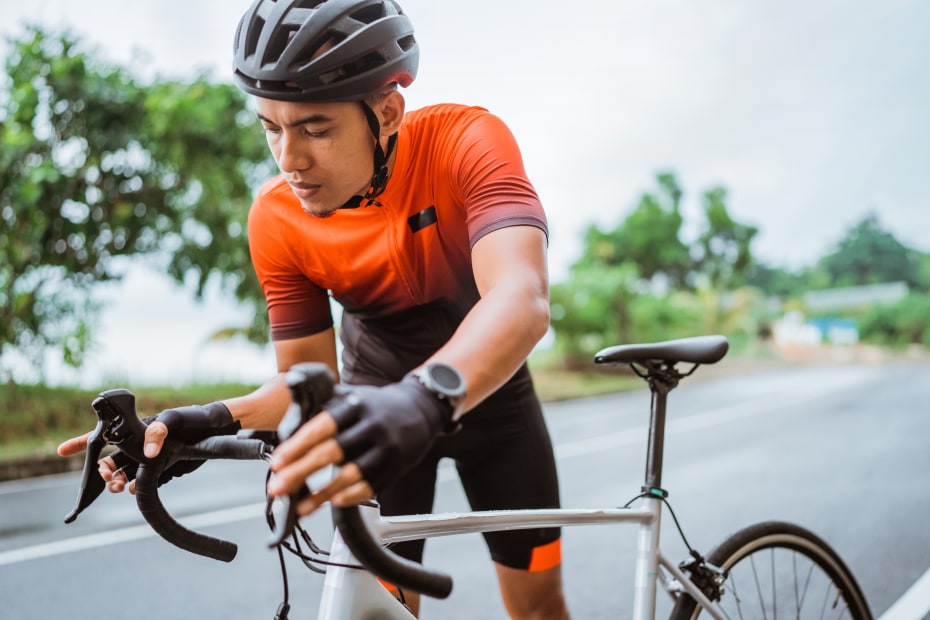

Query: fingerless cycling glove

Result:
[110,402,240,487]
[327,376,453,492]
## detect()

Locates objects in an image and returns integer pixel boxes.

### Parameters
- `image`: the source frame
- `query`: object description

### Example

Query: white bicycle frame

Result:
[317,338,733,619]
[316,499,727,620]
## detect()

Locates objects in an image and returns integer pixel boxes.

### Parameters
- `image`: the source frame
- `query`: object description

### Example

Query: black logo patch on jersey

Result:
[408,206,438,232]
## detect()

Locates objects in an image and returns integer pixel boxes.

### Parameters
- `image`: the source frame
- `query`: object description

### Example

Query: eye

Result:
[304,128,328,138]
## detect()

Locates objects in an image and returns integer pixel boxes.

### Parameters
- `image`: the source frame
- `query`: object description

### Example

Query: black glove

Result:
[110,402,240,487]
[327,375,453,493]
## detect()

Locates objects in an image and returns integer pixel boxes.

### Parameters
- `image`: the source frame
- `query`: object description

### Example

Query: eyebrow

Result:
[256,112,334,127]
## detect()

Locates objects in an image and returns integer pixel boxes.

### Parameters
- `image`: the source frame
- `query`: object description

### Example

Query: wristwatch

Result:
[410,362,467,428]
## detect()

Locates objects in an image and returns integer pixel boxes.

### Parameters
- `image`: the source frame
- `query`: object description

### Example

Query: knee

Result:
[497,561,570,620]
[507,588,570,620]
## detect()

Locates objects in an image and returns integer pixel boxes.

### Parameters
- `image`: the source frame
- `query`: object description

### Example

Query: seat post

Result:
[643,370,676,490]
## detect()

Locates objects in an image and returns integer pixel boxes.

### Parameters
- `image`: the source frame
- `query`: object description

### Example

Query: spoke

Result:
[819,578,830,619]
[683,533,864,620]
[749,553,768,620]
[771,548,776,620]
[794,553,816,615]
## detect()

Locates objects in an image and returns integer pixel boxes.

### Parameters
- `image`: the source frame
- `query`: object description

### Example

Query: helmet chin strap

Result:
[340,102,398,209]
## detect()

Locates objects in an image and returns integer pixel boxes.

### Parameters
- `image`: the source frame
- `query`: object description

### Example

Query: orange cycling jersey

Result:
[248,103,548,346]
[248,104,562,570]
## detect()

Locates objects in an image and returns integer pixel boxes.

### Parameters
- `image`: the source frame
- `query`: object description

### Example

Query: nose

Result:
[276,132,310,173]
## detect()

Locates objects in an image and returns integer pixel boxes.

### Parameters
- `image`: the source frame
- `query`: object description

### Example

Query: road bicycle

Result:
[63,335,872,619]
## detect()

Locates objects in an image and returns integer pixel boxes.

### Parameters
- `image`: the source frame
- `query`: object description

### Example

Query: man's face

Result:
[255,97,375,216]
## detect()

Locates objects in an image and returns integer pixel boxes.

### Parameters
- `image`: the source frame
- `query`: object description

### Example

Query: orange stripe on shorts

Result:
[528,538,562,572]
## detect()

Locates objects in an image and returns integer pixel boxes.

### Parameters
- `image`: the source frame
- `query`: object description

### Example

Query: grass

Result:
[0,381,261,460]
[0,369,641,466]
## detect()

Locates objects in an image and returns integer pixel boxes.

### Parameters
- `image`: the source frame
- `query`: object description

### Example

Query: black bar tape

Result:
[176,436,271,461]
[134,458,238,562]
[331,505,453,599]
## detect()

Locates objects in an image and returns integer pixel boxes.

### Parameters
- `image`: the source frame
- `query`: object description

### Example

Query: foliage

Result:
[816,213,922,290]
[858,293,930,348]
[743,262,805,298]
[0,381,260,457]
[551,172,763,360]
[550,263,641,366]
[693,186,759,289]
[579,171,691,289]
[0,26,274,379]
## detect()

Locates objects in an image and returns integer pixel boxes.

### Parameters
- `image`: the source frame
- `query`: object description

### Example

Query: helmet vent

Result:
[398,34,415,52]
[265,24,301,64]
[245,17,265,59]
[349,5,386,24]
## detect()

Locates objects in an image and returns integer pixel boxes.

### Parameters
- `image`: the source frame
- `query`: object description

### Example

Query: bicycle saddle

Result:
[594,335,728,366]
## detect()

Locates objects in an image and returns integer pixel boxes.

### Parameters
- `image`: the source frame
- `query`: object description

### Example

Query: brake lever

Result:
[267,363,335,547]
[64,389,149,523]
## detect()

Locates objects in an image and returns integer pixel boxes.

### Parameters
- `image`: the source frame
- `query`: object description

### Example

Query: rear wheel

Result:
[669,521,872,620]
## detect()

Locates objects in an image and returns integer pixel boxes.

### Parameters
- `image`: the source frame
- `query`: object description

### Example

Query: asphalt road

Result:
[1,360,928,619]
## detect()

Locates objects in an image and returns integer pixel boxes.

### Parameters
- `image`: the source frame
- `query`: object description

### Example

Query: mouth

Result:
[289,181,321,200]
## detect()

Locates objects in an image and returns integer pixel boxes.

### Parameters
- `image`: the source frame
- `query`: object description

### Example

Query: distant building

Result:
[773,282,908,348]
[803,282,909,312]
[773,311,822,346]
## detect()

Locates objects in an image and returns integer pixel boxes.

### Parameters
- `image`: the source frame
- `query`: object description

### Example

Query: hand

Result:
[267,376,452,515]
[57,402,240,494]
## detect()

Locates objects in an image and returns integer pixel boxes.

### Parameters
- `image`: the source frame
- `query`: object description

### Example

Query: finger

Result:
[107,472,129,493]
[331,479,375,507]
[267,437,344,498]
[95,454,127,492]
[144,421,169,458]
[296,462,366,516]
[98,456,118,482]
[57,432,92,457]
[270,412,339,471]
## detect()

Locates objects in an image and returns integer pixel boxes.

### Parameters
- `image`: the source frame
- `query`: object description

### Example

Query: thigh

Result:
[453,372,562,569]
[376,453,439,563]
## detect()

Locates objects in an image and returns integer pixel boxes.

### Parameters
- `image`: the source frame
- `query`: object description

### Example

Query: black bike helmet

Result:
[233,0,419,102]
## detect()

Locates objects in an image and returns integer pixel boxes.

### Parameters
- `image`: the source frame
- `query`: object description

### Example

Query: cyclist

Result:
[59,0,569,617]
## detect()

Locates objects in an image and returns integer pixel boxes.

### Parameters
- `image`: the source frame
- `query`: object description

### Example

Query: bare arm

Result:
[422,225,549,412]
[222,327,340,429]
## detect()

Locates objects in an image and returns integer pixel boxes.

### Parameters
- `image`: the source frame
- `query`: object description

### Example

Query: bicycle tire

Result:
[669,521,872,620]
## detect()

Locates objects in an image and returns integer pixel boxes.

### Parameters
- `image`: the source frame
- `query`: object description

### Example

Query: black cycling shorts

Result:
[376,364,562,571]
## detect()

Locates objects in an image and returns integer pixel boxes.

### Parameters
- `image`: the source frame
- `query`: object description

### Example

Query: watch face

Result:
[427,363,466,399]
[430,364,463,391]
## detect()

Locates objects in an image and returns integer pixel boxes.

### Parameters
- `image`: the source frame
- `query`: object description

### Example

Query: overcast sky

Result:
[3,0,929,385]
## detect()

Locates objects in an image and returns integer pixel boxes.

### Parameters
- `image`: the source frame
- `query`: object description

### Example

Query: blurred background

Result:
[1,0,928,419]
[3,4,930,618]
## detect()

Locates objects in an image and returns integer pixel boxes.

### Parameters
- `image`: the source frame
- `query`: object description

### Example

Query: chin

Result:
[298,198,339,218]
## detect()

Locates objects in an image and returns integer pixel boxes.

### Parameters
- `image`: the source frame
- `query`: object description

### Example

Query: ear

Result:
[377,90,405,136]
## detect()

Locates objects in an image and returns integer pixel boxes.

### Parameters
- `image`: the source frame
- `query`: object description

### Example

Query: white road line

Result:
[878,567,930,620]
[0,502,265,567]
[554,377,861,460]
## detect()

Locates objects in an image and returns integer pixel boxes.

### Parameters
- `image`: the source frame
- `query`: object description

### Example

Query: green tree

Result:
[550,263,640,366]
[817,213,921,289]
[859,293,930,347]
[551,172,769,359]
[743,262,804,298]
[579,171,692,288]
[0,26,273,379]
[692,186,759,290]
